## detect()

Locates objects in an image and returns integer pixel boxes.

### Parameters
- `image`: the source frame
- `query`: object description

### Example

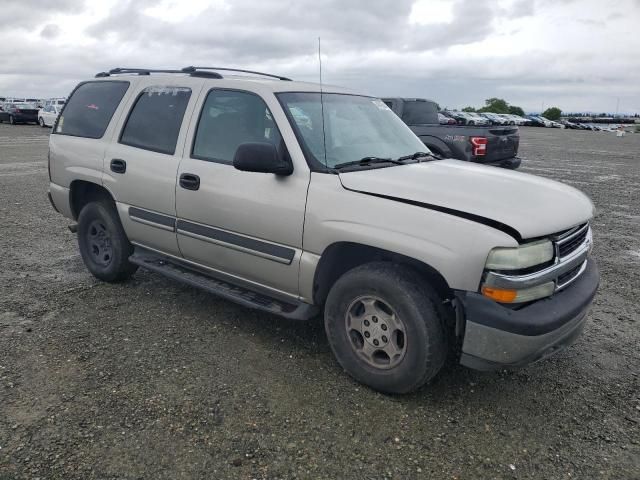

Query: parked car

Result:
[495,114,517,125]
[438,112,457,125]
[505,114,530,126]
[0,102,39,124]
[443,110,470,125]
[445,111,489,126]
[526,116,547,127]
[385,98,520,169]
[478,112,508,125]
[561,120,581,129]
[468,112,491,125]
[38,104,61,127]
[48,67,599,394]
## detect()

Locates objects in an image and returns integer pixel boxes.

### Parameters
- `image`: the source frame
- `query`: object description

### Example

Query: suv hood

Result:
[338,159,594,240]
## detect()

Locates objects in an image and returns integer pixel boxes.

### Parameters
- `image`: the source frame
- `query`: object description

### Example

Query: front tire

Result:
[77,200,138,282]
[324,262,447,394]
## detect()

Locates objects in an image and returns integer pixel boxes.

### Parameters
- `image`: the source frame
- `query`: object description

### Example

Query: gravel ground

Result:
[0,124,638,480]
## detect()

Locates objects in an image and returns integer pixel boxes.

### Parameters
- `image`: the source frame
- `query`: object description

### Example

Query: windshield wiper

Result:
[396,151,438,162]
[333,156,404,170]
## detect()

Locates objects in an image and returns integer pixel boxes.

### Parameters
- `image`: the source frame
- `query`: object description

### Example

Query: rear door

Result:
[102,79,203,257]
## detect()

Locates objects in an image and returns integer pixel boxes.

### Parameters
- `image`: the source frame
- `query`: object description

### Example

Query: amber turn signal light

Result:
[481,286,518,303]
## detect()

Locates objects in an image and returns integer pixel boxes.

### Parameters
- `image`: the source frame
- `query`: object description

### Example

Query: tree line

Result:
[462,98,562,120]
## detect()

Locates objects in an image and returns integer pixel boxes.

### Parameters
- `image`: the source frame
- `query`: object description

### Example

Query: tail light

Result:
[14,108,21,113]
[470,136,487,156]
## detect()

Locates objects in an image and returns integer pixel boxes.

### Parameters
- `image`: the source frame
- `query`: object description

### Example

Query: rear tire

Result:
[324,262,447,394]
[9,115,15,125]
[39,117,45,127]
[77,200,138,282]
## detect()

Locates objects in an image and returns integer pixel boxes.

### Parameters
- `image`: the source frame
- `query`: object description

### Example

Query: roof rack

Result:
[184,66,292,81]
[95,66,291,81]
[95,67,222,79]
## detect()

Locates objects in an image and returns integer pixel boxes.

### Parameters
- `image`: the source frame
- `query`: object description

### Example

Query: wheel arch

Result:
[312,242,453,307]
[69,180,115,220]
[417,135,453,158]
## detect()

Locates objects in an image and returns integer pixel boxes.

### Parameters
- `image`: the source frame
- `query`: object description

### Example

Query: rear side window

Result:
[55,81,129,138]
[192,89,283,164]
[120,86,191,155]
[401,101,438,125]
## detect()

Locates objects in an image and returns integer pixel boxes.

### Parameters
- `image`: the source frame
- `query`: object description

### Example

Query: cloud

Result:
[40,24,61,39]
[0,0,83,28]
[0,0,638,114]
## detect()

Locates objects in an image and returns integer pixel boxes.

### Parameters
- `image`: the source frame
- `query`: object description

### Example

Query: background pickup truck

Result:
[382,98,521,169]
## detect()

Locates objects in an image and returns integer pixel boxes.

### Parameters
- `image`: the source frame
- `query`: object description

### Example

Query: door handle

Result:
[179,173,200,191]
[110,158,127,174]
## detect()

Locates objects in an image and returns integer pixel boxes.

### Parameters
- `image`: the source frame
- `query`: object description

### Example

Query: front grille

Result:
[556,223,589,258]
[557,263,582,285]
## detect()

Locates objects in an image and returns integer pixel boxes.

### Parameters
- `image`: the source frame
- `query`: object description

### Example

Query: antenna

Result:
[318,37,328,168]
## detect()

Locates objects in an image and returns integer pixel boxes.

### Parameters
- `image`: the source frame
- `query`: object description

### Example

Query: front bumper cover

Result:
[458,258,599,370]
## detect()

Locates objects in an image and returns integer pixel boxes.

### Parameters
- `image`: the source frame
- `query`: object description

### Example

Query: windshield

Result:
[278,92,429,169]
[13,103,36,109]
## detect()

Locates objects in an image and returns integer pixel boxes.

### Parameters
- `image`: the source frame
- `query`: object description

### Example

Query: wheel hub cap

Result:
[87,220,113,266]
[345,296,407,370]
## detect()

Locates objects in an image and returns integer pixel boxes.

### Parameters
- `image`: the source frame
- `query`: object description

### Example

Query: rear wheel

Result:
[77,200,137,282]
[324,262,448,394]
[9,115,15,125]
[39,117,46,127]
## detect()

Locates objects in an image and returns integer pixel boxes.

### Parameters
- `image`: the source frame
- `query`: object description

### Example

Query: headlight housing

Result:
[485,239,553,271]
[482,239,555,304]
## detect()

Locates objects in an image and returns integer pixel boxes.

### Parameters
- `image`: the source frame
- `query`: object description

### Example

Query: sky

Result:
[1,0,639,114]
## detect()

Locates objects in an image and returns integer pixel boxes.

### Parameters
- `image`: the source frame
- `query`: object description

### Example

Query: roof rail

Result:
[184,66,292,81]
[93,66,289,81]
[94,67,222,79]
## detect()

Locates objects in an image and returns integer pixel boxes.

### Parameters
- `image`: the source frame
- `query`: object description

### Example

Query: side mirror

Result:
[233,142,293,176]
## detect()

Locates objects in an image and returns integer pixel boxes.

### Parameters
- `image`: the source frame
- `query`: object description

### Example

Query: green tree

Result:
[508,105,525,116]
[461,106,476,112]
[542,107,562,121]
[478,97,510,114]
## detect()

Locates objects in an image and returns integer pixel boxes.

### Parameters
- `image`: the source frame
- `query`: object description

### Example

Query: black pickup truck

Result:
[382,98,521,169]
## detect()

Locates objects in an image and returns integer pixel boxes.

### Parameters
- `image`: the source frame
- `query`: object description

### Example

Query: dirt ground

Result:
[0,124,638,480]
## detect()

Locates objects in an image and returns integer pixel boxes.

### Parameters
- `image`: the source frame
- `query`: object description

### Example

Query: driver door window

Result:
[192,89,283,164]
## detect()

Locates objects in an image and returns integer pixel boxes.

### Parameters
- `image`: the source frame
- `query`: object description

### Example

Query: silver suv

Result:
[48,67,599,393]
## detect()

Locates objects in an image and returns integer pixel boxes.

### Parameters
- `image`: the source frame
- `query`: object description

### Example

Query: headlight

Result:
[485,239,554,270]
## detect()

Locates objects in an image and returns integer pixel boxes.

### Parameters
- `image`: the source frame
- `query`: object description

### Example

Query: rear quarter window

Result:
[54,81,129,139]
[401,101,438,125]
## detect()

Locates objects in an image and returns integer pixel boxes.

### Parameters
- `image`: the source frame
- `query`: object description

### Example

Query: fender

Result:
[418,135,454,158]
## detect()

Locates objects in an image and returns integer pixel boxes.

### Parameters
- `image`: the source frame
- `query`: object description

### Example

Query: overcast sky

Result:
[1,0,639,113]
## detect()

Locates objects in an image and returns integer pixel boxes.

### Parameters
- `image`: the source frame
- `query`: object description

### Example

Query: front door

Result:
[175,88,309,298]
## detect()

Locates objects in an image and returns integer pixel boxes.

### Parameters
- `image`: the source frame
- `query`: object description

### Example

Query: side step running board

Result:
[129,248,317,321]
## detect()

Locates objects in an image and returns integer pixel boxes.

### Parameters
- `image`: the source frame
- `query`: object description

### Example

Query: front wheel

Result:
[77,200,138,282]
[324,262,448,394]
[9,115,15,125]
